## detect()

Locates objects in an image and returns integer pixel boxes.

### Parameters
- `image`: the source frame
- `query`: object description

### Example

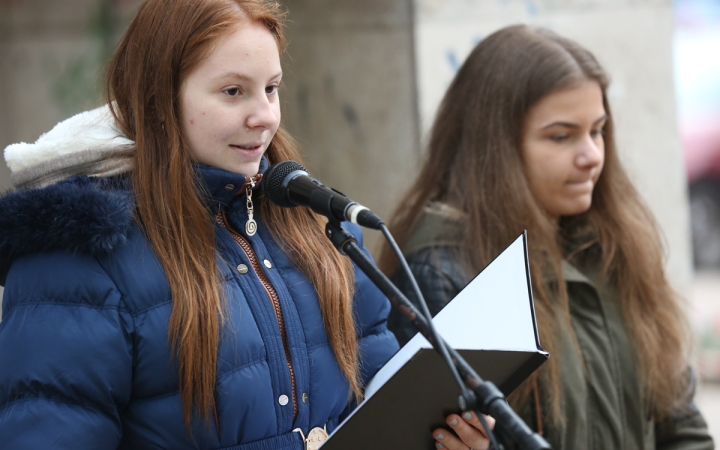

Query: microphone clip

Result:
[325,219,357,255]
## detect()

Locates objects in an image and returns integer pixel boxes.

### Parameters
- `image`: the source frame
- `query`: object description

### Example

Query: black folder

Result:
[321,233,548,449]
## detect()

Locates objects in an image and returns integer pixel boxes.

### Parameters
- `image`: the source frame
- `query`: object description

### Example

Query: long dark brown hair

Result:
[106,0,359,429]
[379,25,689,424]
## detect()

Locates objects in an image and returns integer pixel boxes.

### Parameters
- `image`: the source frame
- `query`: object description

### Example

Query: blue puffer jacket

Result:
[0,159,399,449]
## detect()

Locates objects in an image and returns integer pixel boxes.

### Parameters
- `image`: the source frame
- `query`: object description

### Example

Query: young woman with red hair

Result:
[0,1,398,448]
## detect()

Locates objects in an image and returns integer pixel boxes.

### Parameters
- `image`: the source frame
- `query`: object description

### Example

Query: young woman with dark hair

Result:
[0,1,398,448]
[379,24,713,450]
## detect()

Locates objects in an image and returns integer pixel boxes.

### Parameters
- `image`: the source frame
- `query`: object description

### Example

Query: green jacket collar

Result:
[561,260,594,286]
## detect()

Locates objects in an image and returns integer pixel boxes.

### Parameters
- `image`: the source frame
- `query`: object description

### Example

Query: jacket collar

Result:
[402,201,603,288]
[195,156,268,211]
[561,260,594,286]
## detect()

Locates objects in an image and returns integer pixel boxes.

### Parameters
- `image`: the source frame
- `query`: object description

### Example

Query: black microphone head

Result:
[261,160,308,208]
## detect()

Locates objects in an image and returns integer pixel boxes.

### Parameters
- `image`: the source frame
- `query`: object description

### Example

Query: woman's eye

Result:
[265,85,278,95]
[550,134,568,142]
[590,128,604,138]
[223,87,240,96]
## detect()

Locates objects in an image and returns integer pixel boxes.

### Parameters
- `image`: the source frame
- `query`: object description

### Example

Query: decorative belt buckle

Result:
[293,425,329,450]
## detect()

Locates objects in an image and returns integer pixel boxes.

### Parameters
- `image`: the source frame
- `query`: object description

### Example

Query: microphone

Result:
[261,160,384,230]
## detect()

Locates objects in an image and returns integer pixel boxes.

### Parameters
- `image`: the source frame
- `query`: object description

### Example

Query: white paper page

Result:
[364,234,537,399]
[432,235,537,352]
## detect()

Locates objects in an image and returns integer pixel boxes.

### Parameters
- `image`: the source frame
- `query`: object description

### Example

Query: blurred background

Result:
[0,0,719,438]
[676,0,720,437]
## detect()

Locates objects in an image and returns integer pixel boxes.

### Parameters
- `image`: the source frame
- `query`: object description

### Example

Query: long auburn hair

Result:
[106,0,359,429]
[379,25,689,423]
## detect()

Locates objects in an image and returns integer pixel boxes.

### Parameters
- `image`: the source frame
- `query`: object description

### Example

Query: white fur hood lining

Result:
[4,105,134,174]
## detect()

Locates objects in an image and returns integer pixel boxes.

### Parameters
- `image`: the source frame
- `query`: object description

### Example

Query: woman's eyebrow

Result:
[213,71,283,82]
[540,114,607,130]
[593,114,608,125]
[541,121,579,130]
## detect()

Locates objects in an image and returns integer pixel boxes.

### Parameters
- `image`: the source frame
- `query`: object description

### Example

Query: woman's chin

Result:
[550,196,594,219]
[564,201,593,217]
[222,160,263,177]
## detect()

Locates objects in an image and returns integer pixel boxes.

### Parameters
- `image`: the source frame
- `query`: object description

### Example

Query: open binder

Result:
[320,233,548,449]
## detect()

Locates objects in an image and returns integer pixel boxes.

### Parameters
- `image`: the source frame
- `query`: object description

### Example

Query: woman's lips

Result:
[567,171,598,186]
[565,179,594,193]
[230,143,263,151]
[567,178,592,185]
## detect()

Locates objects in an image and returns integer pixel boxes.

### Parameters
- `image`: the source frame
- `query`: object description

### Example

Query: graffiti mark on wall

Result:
[444,35,484,74]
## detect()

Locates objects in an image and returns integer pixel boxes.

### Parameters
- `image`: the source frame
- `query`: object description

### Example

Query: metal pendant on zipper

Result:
[245,177,258,236]
[293,426,329,450]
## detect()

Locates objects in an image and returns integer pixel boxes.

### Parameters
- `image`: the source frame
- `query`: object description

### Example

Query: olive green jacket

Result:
[388,204,714,450]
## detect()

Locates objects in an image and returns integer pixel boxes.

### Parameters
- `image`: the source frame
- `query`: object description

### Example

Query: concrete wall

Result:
[0,0,139,192]
[280,0,419,253]
[413,0,692,295]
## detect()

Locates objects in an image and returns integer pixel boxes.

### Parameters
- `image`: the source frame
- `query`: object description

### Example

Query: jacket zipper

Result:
[216,183,299,419]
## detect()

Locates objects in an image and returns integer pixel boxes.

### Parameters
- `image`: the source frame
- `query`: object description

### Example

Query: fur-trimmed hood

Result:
[1,106,137,285]
[0,177,134,286]
[4,105,134,190]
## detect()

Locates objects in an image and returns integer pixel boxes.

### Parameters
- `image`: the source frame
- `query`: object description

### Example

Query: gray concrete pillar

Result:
[280,0,420,253]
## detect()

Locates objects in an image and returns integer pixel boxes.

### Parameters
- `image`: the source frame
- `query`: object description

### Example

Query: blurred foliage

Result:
[51,0,123,115]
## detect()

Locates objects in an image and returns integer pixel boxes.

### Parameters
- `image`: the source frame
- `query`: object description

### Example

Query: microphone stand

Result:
[324,219,550,450]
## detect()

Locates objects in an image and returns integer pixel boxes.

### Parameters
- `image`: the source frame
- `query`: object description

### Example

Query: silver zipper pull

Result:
[245,177,257,236]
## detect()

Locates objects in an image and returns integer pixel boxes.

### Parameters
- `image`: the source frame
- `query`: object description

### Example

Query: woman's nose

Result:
[576,135,604,168]
[246,96,279,129]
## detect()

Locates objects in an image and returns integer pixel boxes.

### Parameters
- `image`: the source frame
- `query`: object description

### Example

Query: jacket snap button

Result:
[278,394,289,406]
[224,184,235,191]
[263,259,272,269]
[302,392,308,404]
[237,264,248,274]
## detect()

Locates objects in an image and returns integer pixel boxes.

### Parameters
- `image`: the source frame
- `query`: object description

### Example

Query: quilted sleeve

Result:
[386,247,471,346]
[0,251,134,450]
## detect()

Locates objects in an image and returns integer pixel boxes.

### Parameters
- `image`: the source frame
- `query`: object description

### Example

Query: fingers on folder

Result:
[432,411,495,449]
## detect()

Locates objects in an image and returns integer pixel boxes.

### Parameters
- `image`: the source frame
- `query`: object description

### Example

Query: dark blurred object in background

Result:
[676,0,720,268]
